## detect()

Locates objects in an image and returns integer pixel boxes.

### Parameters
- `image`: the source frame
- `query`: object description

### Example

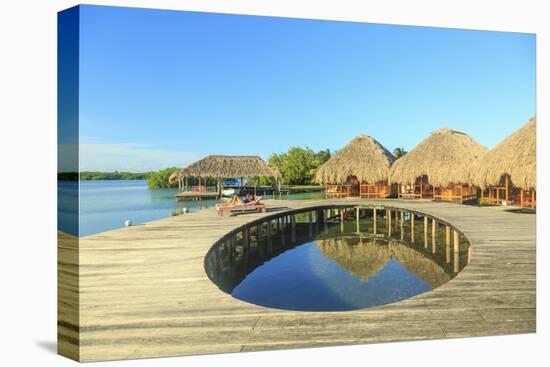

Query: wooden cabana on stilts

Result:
[169,155,281,200]
[390,128,487,203]
[474,116,536,209]
[315,134,396,199]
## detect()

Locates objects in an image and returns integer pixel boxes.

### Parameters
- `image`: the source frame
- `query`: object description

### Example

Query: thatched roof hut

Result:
[177,155,280,179]
[474,116,536,190]
[390,128,487,187]
[315,134,396,185]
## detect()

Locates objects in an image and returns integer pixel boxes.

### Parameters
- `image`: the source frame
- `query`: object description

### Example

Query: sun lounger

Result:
[216,197,266,216]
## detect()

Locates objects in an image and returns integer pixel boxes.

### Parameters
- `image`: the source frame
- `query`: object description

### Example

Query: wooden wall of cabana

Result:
[397,175,433,199]
[474,116,536,209]
[314,134,396,199]
[390,128,487,203]
[169,155,281,197]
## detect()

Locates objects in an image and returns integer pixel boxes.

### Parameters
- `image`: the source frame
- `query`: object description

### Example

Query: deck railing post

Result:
[281,219,286,247]
[453,229,460,273]
[387,209,392,236]
[400,210,404,240]
[291,215,296,243]
[267,220,273,254]
[423,216,428,248]
[432,218,437,253]
[229,237,235,266]
[373,208,377,235]
[445,225,451,263]
[411,212,415,242]
[356,207,360,233]
[257,224,262,242]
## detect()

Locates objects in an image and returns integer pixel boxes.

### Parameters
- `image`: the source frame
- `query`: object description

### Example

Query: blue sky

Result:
[76,5,535,172]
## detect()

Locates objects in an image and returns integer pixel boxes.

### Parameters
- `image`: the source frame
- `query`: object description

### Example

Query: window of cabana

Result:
[398,175,433,199]
[479,174,521,206]
[433,184,477,203]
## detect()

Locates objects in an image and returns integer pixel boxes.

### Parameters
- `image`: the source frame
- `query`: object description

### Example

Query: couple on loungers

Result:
[216,193,265,215]
[226,193,258,205]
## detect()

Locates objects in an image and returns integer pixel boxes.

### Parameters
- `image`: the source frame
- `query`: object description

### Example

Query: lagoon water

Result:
[58,180,324,237]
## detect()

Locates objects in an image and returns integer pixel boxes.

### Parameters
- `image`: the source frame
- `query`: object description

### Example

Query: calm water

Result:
[206,209,470,311]
[58,180,325,237]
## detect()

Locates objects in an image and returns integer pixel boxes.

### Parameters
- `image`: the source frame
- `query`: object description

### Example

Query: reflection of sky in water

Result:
[232,241,431,311]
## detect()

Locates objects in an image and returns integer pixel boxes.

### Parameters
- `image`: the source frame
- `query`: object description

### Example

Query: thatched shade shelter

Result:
[172,155,281,195]
[390,128,487,202]
[315,134,396,198]
[474,116,536,208]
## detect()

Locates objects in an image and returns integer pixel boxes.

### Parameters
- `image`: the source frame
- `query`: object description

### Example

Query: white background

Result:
[0,0,547,366]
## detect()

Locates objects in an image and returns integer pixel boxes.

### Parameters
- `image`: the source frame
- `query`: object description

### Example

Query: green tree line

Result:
[268,147,331,185]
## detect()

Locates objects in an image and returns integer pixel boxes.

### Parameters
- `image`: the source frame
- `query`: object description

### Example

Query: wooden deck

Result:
[58,199,536,362]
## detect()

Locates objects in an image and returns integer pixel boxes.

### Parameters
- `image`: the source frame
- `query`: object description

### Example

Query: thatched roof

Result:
[390,128,487,187]
[317,237,391,281]
[168,171,179,184]
[315,134,395,184]
[473,116,536,190]
[176,155,280,179]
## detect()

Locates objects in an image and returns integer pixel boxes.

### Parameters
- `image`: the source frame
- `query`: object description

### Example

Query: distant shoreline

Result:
[58,171,150,181]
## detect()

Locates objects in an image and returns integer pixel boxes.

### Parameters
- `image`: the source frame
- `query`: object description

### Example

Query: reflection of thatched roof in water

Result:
[315,135,395,185]
[172,155,281,180]
[390,128,487,187]
[316,238,392,280]
[317,237,451,288]
[390,241,451,288]
[473,116,536,190]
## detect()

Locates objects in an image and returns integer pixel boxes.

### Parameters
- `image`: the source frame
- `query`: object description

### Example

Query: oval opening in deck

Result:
[205,206,472,312]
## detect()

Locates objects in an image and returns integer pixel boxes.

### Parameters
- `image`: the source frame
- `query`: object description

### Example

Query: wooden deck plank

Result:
[58,199,536,361]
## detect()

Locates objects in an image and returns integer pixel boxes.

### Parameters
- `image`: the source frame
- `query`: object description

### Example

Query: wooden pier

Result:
[58,199,536,362]
[175,191,220,201]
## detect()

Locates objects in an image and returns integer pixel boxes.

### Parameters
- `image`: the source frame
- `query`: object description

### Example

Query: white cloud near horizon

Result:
[78,142,202,172]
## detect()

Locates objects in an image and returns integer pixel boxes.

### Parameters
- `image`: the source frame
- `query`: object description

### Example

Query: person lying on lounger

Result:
[243,193,256,204]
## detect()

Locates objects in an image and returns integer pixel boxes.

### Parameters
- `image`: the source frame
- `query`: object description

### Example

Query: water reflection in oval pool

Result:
[205,208,470,311]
